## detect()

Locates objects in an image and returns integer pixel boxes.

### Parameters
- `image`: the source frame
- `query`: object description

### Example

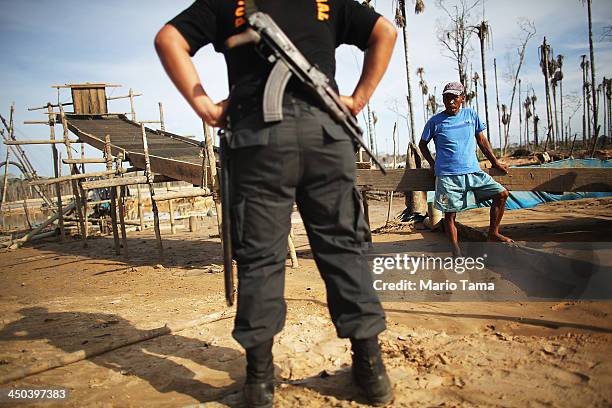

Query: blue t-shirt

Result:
[421,108,485,176]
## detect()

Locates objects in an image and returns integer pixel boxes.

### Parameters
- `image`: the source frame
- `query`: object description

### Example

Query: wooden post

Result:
[22,198,31,229]
[59,104,86,246]
[116,152,129,256]
[158,102,165,132]
[362,190,371,244]
[288,227,298,269]
[1,148,9,230]
[165,182,176,234]
[136,182,145,230]
[203,124,222,238]
[48,104,64,241]
[129,88,136,121]
[80,143,86,173]
[104,135,121,255]
[386,123,397,225]
[141,124,163,259]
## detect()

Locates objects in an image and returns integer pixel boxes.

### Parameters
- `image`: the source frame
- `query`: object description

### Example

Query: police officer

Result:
[155,1,397,406]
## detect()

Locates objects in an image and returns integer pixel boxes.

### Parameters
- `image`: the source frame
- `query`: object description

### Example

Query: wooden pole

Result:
[386,123,397,225]
[22,198,32,229]
[80,143,86,173]
[166,182,176,235]
[288,227,298,269]
[494,58,502,152]
[158,102,165,132]
[1,149,9,230]
[48,104,64,241]
[136,183,144,231]
[362,190,371,244]
[29,169,123,186]
[129,88,136,121]
[9,202,76,249]
[203,124,222,238]
[63,158,106,164]
[116,153,129,256]
[3,139,80,145]
[0,309,234,385]
[59,104,86,245]
[104,135,121,255]
[141,124,163,259]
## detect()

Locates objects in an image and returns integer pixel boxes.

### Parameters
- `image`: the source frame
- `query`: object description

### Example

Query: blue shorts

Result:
[435,171,506,213]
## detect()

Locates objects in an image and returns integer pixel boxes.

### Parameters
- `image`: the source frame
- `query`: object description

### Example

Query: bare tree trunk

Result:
[559,80,565,146]
[587,0,599,156]
[552,83,559,150]
[399,3,416,144]
[541,38,555,148]
[518,79,522,148]
[494,58,502,152]
[478,23,492,142]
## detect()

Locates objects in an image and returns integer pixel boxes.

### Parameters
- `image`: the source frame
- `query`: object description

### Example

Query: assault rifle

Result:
[225,11,386,174]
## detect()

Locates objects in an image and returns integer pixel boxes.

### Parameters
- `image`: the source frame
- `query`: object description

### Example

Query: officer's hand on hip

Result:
[200,98,229,128]
[340,95,361,117]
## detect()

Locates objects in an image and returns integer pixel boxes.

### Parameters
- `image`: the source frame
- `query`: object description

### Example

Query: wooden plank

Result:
[81,175,147,190]
[4,139,80,145]
[153,188,211,202]
[355,168,612,193]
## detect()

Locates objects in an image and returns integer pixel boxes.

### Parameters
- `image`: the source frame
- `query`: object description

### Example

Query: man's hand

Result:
[200,98,229,127]
[340,95,360,116]
[493,161,509,175]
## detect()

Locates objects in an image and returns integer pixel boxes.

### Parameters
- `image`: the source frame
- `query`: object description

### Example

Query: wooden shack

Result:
[52,83,120,115]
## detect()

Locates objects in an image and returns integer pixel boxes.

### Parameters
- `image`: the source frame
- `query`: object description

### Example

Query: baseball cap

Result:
[442,82,464,96]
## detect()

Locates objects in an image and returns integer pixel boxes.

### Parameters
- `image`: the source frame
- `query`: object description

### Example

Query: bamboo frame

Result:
[48,104,64,241]
[104,135,121,255]
[141,123,163,260]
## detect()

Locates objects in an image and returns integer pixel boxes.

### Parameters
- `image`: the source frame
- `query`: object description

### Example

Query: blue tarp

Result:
[426,159,612,211]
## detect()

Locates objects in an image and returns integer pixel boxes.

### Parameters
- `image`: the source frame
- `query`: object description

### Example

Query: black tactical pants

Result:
[228,96,386,349]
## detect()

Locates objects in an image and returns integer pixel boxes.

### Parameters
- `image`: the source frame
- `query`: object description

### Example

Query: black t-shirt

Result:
[168,0,380,106]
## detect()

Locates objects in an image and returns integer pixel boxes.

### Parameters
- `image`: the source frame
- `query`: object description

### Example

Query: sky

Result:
[0,0,611,176]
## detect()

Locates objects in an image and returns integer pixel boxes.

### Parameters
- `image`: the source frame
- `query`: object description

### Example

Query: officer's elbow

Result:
[369,16,398,48]
[154,24,190,55]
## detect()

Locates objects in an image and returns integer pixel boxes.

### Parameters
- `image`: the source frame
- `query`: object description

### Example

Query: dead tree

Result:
[502,19,535,154]
[436,0,481,86]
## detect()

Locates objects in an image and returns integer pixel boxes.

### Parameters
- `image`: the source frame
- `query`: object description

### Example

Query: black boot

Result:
[351,336,393,406]
[243,339,274,408]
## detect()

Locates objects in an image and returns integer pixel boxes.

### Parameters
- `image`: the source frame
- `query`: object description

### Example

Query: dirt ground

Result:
[0,197,611,407]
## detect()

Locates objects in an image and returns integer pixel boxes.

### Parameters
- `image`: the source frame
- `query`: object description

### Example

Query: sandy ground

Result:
[0,197,611,407]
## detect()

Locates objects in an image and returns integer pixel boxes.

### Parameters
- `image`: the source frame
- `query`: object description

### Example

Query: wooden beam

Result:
[106,93,142,101]
[81,175,147,190]
[28,169,121,186]
[62,158,106,164]
[355,168,612,193]
[153,187,211,202]
[3,139,80,145]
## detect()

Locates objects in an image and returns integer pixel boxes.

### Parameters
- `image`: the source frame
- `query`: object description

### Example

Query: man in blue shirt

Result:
[419,82,512,256]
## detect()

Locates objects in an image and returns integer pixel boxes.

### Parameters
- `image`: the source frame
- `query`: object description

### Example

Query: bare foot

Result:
[487,232,514,243]
[451,243,462,258]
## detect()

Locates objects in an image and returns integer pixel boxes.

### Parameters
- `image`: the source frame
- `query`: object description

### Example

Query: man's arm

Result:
[340,17,397,116]
[476,132,508,174]
[154,24,228,127]
[418,139,435,170]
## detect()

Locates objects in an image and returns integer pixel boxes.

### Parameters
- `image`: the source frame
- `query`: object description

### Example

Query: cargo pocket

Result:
[230,198,245,248]
[320,112,351,143]
[352,187,371,243]
[228,113,272,149]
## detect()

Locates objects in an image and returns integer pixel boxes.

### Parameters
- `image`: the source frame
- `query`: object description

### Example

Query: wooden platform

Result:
[355,167,612,192]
